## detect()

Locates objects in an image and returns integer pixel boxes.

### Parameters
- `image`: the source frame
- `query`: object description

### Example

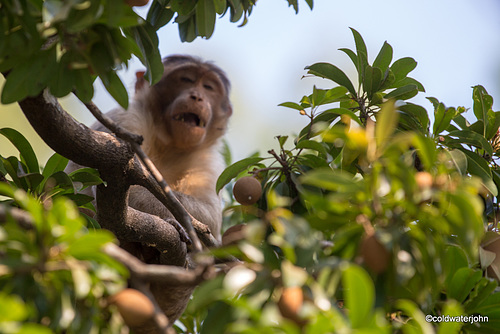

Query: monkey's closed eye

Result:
[203,84,214,91]
[180,76,195,83]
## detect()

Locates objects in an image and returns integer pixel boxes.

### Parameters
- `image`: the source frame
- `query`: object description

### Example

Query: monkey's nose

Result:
[190,93,203,102]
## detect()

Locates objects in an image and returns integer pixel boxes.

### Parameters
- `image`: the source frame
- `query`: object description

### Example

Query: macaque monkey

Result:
[102,55,231,242]
[67,55,232,328]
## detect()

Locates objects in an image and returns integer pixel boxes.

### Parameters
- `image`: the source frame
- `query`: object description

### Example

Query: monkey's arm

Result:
[128,186,222,242]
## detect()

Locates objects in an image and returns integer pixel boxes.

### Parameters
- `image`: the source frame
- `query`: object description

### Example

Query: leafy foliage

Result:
[2,2,500,332]
[195,30,500,333]
[0,0,312,108]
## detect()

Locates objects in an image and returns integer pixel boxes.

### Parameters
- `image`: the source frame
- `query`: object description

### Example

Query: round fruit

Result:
[222,224,247,246]
[360,234,390,274]
[415,171,433,190]
[278,286,303,321]
[109,288,154,328]
[125,0,149,7]
[233,176,262,205]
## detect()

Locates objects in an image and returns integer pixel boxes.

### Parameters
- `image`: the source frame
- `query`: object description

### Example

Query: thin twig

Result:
[104,243,214,285]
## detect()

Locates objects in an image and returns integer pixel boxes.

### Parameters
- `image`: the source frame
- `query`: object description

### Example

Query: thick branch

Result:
[95,180,187,266]
[19,91,134,170]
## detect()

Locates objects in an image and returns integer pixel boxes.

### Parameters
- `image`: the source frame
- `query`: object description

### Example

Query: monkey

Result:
[100,55,231,242]
[66,55,232,328]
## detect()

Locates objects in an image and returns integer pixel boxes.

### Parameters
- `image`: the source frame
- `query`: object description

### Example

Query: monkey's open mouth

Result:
[173,112,207,128]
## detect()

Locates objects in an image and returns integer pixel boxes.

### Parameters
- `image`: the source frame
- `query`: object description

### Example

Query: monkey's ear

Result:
[135,70,149,93]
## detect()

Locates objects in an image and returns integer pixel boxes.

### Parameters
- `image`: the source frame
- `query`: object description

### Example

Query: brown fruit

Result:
[415,171,433,190]
[109,289,154,328]
[125,0,149,6]
[482,234,500,281]
[222,224,247,246]
[233,176,262,205]
[278,286,303,321]
[360,234,390,274]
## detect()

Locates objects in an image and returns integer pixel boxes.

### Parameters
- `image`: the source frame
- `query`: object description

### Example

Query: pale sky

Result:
[2,0,500,163]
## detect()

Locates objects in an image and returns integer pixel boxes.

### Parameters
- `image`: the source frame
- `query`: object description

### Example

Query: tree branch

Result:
[104,243,215,285]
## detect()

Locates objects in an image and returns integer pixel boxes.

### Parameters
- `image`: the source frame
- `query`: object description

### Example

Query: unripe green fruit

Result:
[233,176,262,205]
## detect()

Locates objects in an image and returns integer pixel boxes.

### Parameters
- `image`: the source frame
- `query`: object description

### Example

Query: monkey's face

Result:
[148,61,232,150]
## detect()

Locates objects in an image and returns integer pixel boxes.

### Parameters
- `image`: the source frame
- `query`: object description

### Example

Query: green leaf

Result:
[447,149,468,175]
[177,15,198,42]
[459,149,496,196]
[296,140,327,158]
[300,168,362,194]
[432,102,455,135]
[339,48,358,71]
[384,84,418,101]
[349,28,368,83]
[452,113,470,130]
[216,157,264,193]
[363,65,382,100]
[171,0,197,15]
[42,153,69,177]
[445,130,493,156]
[279,102,304,111]
[412,135,437,170]
[342,264,374,328]
[437,301,463,334]
[397,300,434,334]
[43,171,74,192]
[471,290,500,317]
[379,69,396,91]
[322,108,362,125]
[472,85,493,135]
[214,0,226,14]
[196,0,216,38]
[147,0,175,30]
[448,267,482,303]
[373,41,393,73]
[443,245,469,288]
[65,0,102,32]
[67,231,115,259]
[375,100,399,149]
[103,72,129,109]
[298,111,340,141]
[0,128,39,174]
[398,103,429,132]
[390,57,417,82]
[486,109,500,140]
[464,277,498,313]
[459,149,492,179]
[0,293,28,322]
[18,323,54,334]
[1,56,41,104]
[73,68,95,103]
[49,52,76,98]
[70,168,103,188]
[391,77,425,92]
[124,23,163,85]
[305,63,356,96]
